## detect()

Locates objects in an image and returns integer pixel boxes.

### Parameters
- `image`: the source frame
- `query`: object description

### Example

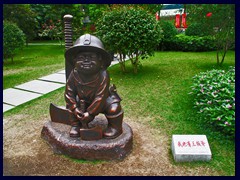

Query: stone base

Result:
[41,116,133,161]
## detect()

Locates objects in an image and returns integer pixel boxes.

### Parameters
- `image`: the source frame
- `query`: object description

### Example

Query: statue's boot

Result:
[69,120,81,137]
[104,111,123,139]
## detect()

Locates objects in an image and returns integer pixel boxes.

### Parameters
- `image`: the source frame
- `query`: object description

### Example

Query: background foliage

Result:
[185,22,211,37]
[157,20,177,51]
[187,4,235,65]
[96,5,162,74]
[3,21,26,62]
[173,34,216,52]
[30,4,85,41]
[3,4,38,45]
[190,67,235,138]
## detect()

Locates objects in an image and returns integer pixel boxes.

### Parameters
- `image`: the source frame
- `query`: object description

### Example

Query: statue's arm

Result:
[65,73,77,111]
[87,71,110,116]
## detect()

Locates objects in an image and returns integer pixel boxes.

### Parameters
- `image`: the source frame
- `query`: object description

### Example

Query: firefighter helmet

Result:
[65,34,111,68]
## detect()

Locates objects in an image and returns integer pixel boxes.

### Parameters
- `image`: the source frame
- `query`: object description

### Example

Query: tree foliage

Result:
[38,19,64,44]
[158,20,177,51]
[30,4,86,41]
[3,21,26,62]
[3,4,38,45]
[87,4,109,23]
[185,22,210,37]
[187,4,235,66]
[96,5,162,73]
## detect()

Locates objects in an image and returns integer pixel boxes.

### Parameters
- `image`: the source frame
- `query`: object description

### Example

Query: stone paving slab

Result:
[3,88,42,106]
[111,60,119,66]
[38,73,66,84]
[171,135,212,162]
[56,70,65,74]
[15,80,65,94]
[3,104,15,113]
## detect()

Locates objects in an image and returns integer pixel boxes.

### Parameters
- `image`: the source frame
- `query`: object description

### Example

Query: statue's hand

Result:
[73,108,84,120]
[81,112,94,124]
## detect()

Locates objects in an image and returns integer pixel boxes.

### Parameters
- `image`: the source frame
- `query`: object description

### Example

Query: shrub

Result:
[185,23,212,37]
[3,21,26,62]
[38,19,63,45]
[163,34,216,52]
[189,66,235,137]
[176,34,216,51]
[158,20,177,51]
[159,20,177,39]
[96,6,162,73]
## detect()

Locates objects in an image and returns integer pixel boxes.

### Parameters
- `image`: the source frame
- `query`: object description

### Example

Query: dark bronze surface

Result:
[54,33,124,140]
[50,103,103,140]
[50,103,72,125]
[41,119,133,160]
[63,14,73,80]
[80,126,103,141]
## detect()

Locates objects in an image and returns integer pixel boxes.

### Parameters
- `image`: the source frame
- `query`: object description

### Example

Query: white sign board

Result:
[171,135,212,162]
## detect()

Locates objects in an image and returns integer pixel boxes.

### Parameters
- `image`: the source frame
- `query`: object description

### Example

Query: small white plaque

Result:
[171,135,212,162]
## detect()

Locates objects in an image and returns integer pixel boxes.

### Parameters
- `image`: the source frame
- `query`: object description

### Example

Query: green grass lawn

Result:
[109,51,235,175]
[3,44,65,89]
[3,47,235,175]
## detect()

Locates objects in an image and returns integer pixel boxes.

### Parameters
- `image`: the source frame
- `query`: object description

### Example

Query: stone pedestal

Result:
[41,117,133,161]
[171,135,212,162]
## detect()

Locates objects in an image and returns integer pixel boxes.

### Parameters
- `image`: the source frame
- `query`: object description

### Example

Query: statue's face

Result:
[74,52,102,75]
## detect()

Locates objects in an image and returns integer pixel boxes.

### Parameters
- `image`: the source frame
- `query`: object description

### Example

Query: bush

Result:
[96,6,162,73]
[185,23,212,37]
[162,34,216,52]
[189,67,235,137]
[159,20,177,39]
[3,21,26,62]
[176,34,216,51]
[158,20,177,51]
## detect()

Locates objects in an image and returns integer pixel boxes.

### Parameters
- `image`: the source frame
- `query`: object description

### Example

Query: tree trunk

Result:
[216,51,220,66]
[133,53,139,74]
[129,52,139,74]
[220,39,229,66]
[217,49,227,67]
[220,49,227,66]
[133,63,138,74]
[119,53,126,73]
[119,62,126,72]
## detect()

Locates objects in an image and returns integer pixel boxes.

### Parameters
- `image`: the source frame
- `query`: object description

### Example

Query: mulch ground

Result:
[3,114,219,176]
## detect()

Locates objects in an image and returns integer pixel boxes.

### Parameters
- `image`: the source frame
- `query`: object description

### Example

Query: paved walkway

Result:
[3,59,120,113]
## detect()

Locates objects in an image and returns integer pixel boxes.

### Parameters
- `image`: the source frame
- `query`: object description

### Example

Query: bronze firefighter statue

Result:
[50,34,123,140]
[42,15,132,160]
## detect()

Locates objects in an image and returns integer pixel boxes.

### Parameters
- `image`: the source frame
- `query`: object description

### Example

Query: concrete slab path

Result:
[15,80,65,94]
[3,104,15,112]
[3,71,66,113]
[38,73,66,84]
[3,88,42,106]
